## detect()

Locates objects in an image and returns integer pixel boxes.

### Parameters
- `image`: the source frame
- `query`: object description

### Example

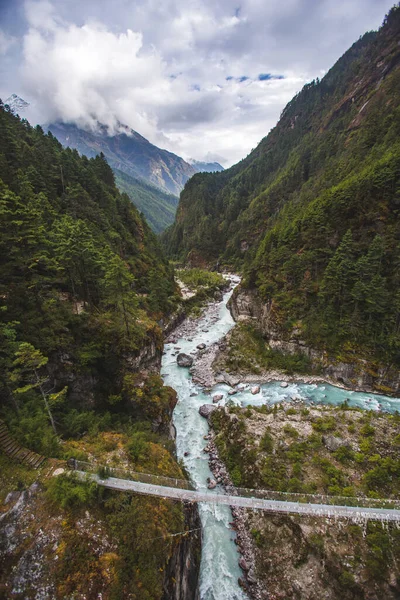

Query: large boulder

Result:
[322,434,350,452]
[213,394,224,403]
[199,404,217,418]
[177,353,193,367]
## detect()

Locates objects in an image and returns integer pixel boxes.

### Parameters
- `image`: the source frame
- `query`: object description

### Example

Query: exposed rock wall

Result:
[229,287,400,395]
[162,502,201,600]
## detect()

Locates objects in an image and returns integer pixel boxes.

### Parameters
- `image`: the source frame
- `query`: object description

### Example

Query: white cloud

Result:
[10,0,394,165]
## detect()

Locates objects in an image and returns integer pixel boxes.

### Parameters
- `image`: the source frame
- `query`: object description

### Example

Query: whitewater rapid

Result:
[161,281,400,600]
[161,281,247,600]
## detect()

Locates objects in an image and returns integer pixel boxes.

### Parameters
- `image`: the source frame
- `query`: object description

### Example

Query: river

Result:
[161,281,400,600]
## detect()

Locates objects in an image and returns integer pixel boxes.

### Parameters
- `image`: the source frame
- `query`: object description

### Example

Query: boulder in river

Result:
[197,343,206,350]
[207,479,217,489]
[199,404,217,419]
[213,394,223,403]
[177,353,193,367]
[228,389,238,396]
[239,558,250,571]
[280,381,289,388]
[251,385,260,395]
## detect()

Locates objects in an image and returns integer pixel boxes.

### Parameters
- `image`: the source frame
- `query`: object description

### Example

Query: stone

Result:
[177,353,193,367]
[184,451,189,457]
[280,381,289,388]
[213,393,223,403]
[322,434,350,452]
[207,479,217,489]
[251,385,260,395]
[197,343,206,350]
[224,373,241,387]
[228,389,238,396]
[239,557,250,571]
[247,567,257,585]
[199,404,217,418]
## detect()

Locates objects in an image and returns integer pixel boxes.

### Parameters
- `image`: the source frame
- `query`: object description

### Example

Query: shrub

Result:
[46,473,100,510]
[312,416,336,432]
[283,424,299,438]
[360,423,375,437]
[259,431,274,452]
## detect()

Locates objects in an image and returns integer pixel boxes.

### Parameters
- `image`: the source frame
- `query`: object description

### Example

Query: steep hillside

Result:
[113,168,179,233]
[47,121,196,197]
[0,104,200,597]
[164,6,400,371]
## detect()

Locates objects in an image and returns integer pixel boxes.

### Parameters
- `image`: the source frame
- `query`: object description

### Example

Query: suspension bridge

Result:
[72,462,400,523]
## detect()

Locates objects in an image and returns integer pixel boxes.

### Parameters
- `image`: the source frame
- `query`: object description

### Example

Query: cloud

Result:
[2,0,394,165]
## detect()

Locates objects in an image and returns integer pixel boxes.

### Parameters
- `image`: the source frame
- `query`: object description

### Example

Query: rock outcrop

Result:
[163,502,201,600]
[229,287,400,395]
[199,404,217,419]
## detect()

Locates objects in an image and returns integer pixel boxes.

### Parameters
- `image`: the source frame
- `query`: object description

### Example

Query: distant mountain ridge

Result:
[188,159,224,173]
[47,121,196,197]
[3,94,223,232]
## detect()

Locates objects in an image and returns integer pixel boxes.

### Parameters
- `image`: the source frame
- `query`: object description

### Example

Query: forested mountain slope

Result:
[165,6,400,373]
[0,104,199,597]
[0,99,180,449]
[113,168,179,233]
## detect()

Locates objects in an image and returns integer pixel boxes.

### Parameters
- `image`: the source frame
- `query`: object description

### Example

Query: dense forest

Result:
[114,167,179,233]
[164,5,400,368]
[0,103,193,598]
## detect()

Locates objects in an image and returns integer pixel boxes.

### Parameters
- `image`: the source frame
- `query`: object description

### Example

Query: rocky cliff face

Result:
[229,287,400,395]
[163,502,201,600]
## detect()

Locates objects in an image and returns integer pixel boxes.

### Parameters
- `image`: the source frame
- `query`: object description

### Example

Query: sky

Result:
[0,0,394,166]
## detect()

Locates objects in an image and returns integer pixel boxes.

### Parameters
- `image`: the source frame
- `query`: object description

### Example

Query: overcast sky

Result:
[0,0,393,166]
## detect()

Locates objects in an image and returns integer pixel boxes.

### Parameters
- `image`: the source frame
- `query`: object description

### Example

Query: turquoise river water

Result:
[161,282,400,600]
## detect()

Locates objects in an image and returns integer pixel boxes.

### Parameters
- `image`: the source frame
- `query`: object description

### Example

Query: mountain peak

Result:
[188,159,224,173]
[5,94,30,114]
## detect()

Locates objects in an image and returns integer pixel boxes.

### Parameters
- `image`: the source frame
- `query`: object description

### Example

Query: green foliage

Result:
[177,268,225,290]
[46,473,101,510]
[360,422,376,437]
[312,416,337,432]
[283,424,299,438]
[0,103,178,451]
[259,430,274,452]
[114,168,179,233]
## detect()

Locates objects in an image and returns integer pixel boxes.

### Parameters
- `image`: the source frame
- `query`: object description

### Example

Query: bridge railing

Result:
[223,485,400,510]
[71,459,195,491]
[69,459,400,510]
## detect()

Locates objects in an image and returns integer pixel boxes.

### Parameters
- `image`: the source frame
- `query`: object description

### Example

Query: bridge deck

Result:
[80,472,400,522]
